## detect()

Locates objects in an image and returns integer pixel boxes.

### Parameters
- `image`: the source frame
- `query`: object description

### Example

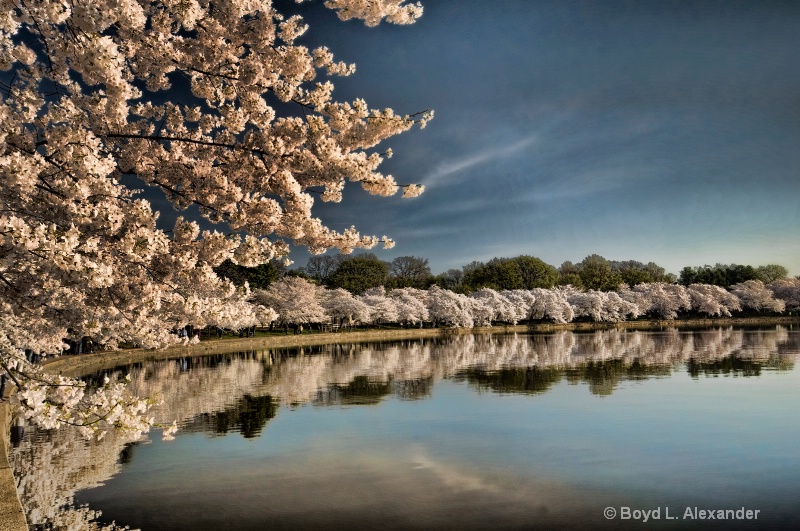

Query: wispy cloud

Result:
[410,446,500,493]
[527,168,630,201]
[424,135,538,187]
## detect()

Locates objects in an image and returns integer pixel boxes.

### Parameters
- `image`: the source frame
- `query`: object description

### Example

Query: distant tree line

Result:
[250,276,799,332]
[433,255,678,293]
[678,264,788,287]
[215,252,794,296]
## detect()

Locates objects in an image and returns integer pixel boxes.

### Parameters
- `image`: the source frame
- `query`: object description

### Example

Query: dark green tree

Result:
[461,366,563,395]
[317,375,393,406]
[213,259,285,289]
[326,254,389,294]
[460,260,484,290]
[578,254,623,291]
[433,268,465,292]
[284,268,313,281]
[755,264,788,284]
[513,255,559,289]
[679,263,759,287]
[462,257,523,290]
[727,264,758,285]
[557,261,584,288]
[679,266,699,286]
[611,260,674,286]
[388,256,433,288]
[486,257,524,290]
[644,261,676,283]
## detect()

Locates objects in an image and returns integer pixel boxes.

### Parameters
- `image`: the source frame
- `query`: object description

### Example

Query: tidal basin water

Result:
[11,327,800,530]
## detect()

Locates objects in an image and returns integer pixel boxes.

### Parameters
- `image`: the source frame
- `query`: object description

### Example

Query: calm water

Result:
[11,327,800,530]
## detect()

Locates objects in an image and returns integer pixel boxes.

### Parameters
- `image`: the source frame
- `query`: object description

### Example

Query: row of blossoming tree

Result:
[252,276,800,330]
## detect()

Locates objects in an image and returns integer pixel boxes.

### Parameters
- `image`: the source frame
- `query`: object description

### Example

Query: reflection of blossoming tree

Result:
[12,354,295,530]
[124,354,268,426]
[207,328,800,406]
[14,328,799,528]
[1,0,429,436]
[12,427,135,531]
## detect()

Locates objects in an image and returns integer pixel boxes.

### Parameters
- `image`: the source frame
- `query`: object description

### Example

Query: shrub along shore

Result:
[3,314,799,530]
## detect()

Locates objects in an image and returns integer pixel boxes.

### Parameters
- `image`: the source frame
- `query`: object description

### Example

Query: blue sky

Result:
[183,1,800,275]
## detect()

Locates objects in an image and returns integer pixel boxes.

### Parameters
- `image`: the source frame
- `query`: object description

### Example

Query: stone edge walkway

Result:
[0,403,26,531]
[2,315,798,529]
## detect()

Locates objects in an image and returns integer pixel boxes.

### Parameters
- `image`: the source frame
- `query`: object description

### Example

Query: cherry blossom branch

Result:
[0,361,22,389]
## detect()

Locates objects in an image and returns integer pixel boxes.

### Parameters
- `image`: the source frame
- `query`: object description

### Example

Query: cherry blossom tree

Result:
[686,283,741,317]
[602,290,642,321]
[389,287,429,326]
[768,278,800,311]
[359,286,399,324]
[616,284,647,316]
[628,282,690,320]
[529,287,574,324]
[470,288,516,325]
[0,0,429,436]
[320,287,370,327]
[563,288,639,323]
[567,290,605,322]
[252,276,326,325]
[730,280,785,313]
[427,286,474,328]
[500,289,537,323]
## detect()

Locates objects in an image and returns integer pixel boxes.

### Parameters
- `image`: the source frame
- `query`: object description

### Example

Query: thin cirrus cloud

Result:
[523,166,642,203]
[422,135,538,188]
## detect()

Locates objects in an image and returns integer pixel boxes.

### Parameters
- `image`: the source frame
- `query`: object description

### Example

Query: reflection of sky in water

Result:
[15,328,800,530]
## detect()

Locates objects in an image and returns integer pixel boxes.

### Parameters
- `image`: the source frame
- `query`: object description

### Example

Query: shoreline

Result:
[42,315,800,378]
[2,315,798,529]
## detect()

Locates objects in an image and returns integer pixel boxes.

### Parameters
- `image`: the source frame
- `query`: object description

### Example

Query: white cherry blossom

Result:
[1,0,428,436]
[730,280,785,313]
[686,283,741,317]
[768,278,800,311]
